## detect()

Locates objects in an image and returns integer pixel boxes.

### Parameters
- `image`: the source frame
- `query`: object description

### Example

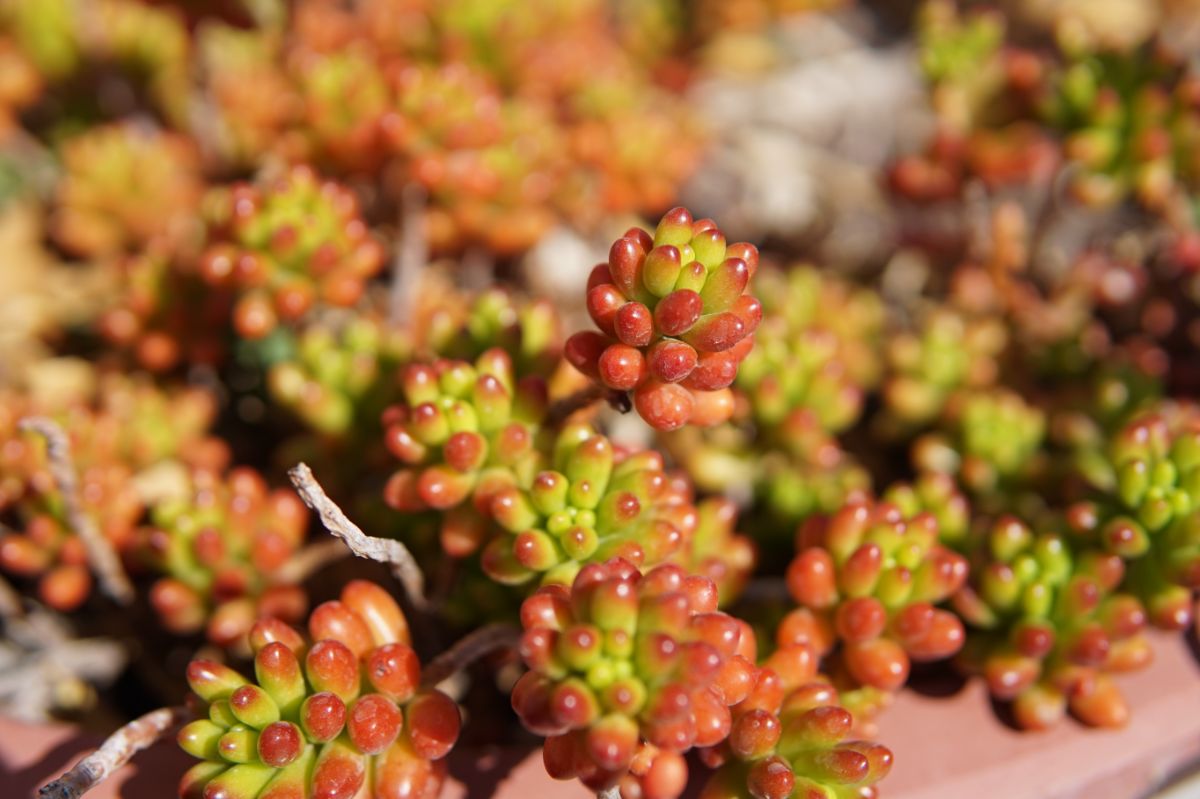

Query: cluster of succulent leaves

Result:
[10,2,1200,799]
[1,0,706,255]
[179,581,460,799]
[868,0,1200,734]
[0,375,227,612]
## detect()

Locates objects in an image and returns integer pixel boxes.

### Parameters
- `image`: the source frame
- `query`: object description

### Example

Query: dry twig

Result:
[421,623,521,688]
[0,607,125,722]
[390,183,427,325]
[273,538,352,585]
[288,462,427,609]
[38,705,189,799]
[0,572,22,619]
[19,418,134,605]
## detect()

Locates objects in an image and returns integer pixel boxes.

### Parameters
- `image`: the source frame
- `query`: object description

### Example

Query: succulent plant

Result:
[415,285,563,380]
[513,558,755,798]
[1042,44,1200,211]
[566,207,762,431]
[882,307,1008,432]
[782,491,970,693]
[382,349,546,522]
[179,580,461,799]
[674,497,756,607]
[952,516,1151,729]
[97,250,235,373]
[1066,408,1200,629]
[914,388,1047,499]
[199,166,385,340]
[0,376,225,611]
[27,3,1200,798]
[145,467,310,648]
[50,123,202,259]
[698,670,893,799]
[736,267,884,436]
[268,315,412,437]
[483,423,696,587]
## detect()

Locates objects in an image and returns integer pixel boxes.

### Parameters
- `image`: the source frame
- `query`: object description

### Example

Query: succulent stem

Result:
[545,384,630,427]
[420,622,521,688]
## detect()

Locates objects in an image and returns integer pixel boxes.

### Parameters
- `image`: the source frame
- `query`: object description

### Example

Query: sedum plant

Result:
[19,4,1200,799]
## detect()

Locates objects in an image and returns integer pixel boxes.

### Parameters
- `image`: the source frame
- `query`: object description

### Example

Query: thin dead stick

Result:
[288,463,427,609]
[962,179,992,266]
[38,706,189,799]
[19,418,134,605]
[390,183,427,325]
[0,572,22,619]
[421,623,521,688]
[1028,163,1074,275]
[273,539,352,585]
[460,246,494,291]
[545,384,632,427]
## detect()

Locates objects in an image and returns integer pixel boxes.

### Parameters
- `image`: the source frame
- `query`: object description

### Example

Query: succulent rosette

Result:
[293,49,392,172]
[736,267,884,436]
[1068,409,1200,629]
[384,63,562,254]
[269,315,412,437]
[418,287,563,380]
[382,348,546,524]
[179,580,461,799]
[699,669,893,799]
[97,250,235,373]
[914,388,1047,499]
[483,423,697,586]
[199,166,385,339]
[50,123,203,259]
[512,559,757,798]
[782,490,970,693]
[565,207,762,431]
[952,517,1151,729]
[1045,45,1200,211]
[0,377,225,611]
[666,407,871,539]
[145,467,310,648]
[882,308,1007,432]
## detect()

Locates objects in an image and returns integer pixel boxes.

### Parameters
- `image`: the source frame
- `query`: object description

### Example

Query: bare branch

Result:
[390,183,427,326]
[1028,163,1075,274]
[545,384,631,427]
[421,623,520,688]
[287,463,427,609]
[460,246,494,291]
[19,418,134,605]
[0,605,125,721]
[38,706,189,799]
[0,571,22,619]
[273,539,351,585]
